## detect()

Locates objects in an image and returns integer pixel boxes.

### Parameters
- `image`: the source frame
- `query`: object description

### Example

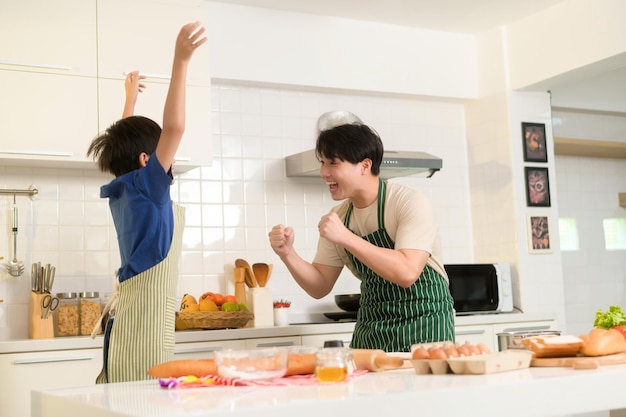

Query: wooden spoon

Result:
[253,263,271,287]
[235,259,257,287]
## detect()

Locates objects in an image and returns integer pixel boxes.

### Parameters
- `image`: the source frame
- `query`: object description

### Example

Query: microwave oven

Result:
[444,263,514,315]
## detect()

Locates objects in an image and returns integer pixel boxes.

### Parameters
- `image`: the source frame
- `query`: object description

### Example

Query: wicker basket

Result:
[175,311,254,330]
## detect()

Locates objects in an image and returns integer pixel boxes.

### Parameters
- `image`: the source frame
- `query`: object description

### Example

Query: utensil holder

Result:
[29,292,54,339]
[248,287,274,327]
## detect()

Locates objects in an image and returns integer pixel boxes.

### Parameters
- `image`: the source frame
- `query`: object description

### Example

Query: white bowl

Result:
[214,348,289,380]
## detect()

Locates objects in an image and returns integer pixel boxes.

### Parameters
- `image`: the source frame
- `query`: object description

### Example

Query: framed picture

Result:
[527,214,552,253]
[522,122,548,163]
[525,167,551,207]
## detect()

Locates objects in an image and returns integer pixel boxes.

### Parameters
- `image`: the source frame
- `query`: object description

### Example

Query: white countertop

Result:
[32,362,626,417]
[0,311,555,354]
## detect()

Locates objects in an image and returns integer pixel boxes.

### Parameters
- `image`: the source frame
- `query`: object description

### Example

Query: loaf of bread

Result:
[579,328,626,357]
[521,335,583,358]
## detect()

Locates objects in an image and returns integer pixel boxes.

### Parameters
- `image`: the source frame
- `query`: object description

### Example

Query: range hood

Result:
[285,150,442,179]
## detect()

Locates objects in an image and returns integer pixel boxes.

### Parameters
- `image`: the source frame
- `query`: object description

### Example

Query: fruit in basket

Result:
[199,298,219,312]
[222,294,237,304]
[221,302,240,312]
[200,292,224,306]
[180,294,199,312]
[238,303,249,311]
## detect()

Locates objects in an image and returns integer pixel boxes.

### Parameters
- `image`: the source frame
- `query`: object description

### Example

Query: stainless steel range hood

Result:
[285,150,442,179]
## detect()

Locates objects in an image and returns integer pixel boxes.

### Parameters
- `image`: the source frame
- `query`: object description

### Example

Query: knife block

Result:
[29,292,54,339]
[248,287,274,327]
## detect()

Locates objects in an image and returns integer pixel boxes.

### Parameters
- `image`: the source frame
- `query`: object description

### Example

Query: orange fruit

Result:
[222,294,237,304]
[200,292,224,306]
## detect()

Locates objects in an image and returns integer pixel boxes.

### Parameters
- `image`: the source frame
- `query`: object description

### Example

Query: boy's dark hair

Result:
[87,116,161,177]
[315,123,384,176]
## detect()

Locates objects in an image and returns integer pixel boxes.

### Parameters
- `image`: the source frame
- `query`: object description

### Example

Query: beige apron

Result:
[96,202,185,383]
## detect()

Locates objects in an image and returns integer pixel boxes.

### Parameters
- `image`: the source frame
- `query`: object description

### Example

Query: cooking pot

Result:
[497,329,561,352]
[334,294,360,312]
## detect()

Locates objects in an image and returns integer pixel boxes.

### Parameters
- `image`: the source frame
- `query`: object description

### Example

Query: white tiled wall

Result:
[555,155,626,336]
[0,84,473,338]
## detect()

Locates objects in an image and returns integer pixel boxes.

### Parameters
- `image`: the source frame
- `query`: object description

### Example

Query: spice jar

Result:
[54,292,79,337]
[79,292,101,336]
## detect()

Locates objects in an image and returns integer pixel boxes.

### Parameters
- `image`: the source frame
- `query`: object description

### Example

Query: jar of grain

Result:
[79,292,101,336]
[54,292,79,337]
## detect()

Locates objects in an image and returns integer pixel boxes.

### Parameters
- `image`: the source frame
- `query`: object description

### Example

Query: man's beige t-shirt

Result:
[313,181,447,280]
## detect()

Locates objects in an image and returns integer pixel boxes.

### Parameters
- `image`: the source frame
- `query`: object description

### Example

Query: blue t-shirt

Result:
[100,155,174,282]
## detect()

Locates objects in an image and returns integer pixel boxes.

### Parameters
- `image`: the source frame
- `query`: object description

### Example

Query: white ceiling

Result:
[214,0,626,113]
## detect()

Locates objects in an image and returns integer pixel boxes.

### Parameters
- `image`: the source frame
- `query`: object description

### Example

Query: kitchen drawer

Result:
[301,333,354,348]
[245,336,302,349]
[174,340,245,360]
[454,324,494,351]
[0,348,102,417]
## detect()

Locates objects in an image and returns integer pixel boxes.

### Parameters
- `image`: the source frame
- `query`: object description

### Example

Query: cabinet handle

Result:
[13,354,96,365]
[254,341,295,348]
[455,329,486,336]
[499,325,551,333]
[0,150,73,157]
[174,156,191,162]
[0,60,72,71]
[122,72,188,81]
[174,347,223,354]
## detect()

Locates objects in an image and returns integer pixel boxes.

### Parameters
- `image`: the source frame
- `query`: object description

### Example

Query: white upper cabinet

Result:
[98,79,212,170]
[0,0,96,76]
[97,0,211,87]
[0,71,98,167]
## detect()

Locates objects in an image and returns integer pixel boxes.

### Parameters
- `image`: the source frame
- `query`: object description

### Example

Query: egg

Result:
[411,347,430,360]
[428,347,448,360]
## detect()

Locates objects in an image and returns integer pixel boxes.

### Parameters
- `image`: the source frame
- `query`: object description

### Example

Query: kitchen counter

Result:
[32,363,626,417]
[0,311,554,354]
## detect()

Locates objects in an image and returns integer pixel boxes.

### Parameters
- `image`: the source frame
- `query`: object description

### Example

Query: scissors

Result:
[41,294,59,319]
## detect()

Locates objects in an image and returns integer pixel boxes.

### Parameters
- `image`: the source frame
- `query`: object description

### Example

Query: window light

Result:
[603,218,626,250]
[558,218,579,251]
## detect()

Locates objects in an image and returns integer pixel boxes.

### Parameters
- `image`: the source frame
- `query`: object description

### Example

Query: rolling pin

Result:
[351,349,406,372]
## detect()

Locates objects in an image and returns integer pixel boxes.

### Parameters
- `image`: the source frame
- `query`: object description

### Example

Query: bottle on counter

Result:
[79,292,101,336]
[54,292,79,337]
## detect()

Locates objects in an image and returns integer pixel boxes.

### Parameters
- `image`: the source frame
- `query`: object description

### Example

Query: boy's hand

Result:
[174,21,207,62]
[125,71,147,96]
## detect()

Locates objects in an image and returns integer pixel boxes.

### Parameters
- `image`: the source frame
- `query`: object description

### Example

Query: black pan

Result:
[334,294,360,312]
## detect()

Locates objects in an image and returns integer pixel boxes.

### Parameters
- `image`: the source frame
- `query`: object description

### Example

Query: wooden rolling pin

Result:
[351,349,406,371]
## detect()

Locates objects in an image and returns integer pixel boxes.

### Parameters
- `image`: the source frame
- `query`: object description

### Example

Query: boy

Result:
[87,21,207,383]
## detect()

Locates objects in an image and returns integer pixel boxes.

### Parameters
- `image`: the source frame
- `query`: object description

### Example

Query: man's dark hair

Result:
[87,116,161,177]
[315,123,384,175]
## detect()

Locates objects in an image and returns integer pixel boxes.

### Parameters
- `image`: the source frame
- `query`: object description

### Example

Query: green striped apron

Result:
[96,202,185,383]
[346,179,455,352]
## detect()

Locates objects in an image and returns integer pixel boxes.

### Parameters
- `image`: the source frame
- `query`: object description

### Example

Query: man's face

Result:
[318,155,368,201]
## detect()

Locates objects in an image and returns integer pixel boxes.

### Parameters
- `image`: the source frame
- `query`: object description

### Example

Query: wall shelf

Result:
[554,137,626,159]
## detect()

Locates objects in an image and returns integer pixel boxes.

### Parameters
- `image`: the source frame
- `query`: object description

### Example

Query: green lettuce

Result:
[594,305,626,329]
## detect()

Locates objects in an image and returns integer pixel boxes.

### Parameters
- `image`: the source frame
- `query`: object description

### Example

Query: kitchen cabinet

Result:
[245,336,302,348]
[0,348,102,417]
[0,0,98,168]
[0,0,211,172]
[0,71,98,168]
[174,340,244,359]
[301,332,354,347]
[96,0,210,87]
[98,79,212,170]
[0,0,96,77]
[454,324,493,348]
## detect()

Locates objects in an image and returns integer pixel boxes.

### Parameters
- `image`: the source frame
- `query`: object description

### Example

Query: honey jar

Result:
[315,347,353,383]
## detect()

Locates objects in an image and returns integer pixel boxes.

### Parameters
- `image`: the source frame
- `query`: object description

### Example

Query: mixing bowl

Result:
[214,347,289,380]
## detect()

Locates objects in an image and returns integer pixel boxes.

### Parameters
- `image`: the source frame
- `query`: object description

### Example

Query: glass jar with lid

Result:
[54,292,79,337]
[79,292,101,336]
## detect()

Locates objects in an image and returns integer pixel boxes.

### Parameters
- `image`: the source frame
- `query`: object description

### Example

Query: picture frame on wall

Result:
[525,166,551,207]
[527,214,552,254]
[522,122,548,163]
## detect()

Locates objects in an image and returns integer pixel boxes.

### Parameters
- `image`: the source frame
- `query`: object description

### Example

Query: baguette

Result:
[521,335,583,358]
[579,328,626,357]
